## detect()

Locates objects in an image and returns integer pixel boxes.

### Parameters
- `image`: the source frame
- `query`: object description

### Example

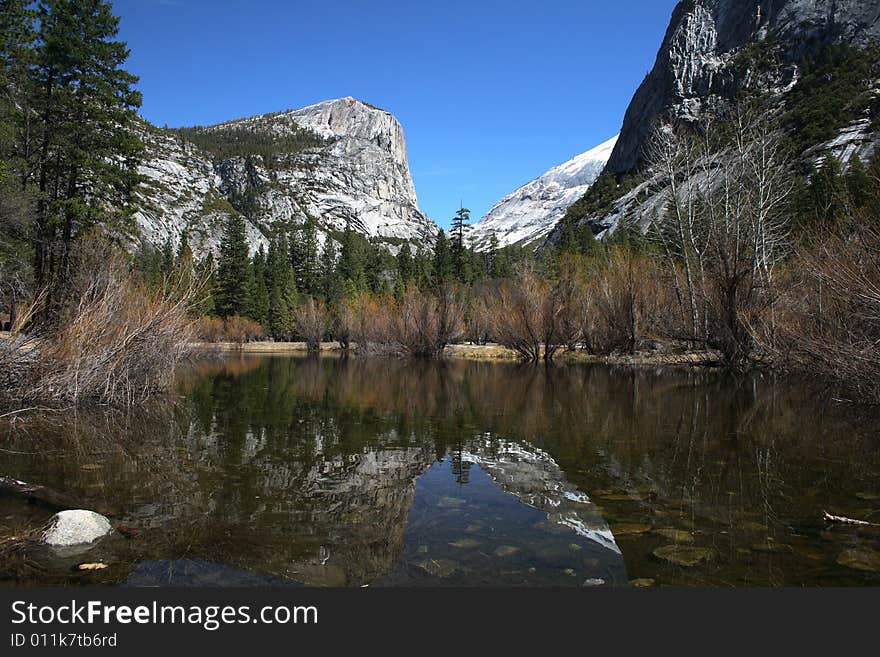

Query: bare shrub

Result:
[394,284,464,358]
[294,298,329,352]
[223,315,265,345]
[769,224,880,402]
[486,264,576,361]
[334,302,353,351]
[196,316,226,342]
[467,283,495,346]
[576,248,674,355]
[9,251,207,406]
[347,293,396,355]
[194,315,263,344]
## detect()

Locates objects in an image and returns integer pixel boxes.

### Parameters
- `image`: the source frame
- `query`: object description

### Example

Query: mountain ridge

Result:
[467,135,618,250]
[551,0,880,245]
[133,96,437,257]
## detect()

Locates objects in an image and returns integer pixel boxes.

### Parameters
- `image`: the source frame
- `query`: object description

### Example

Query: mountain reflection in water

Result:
[1,355,879,587]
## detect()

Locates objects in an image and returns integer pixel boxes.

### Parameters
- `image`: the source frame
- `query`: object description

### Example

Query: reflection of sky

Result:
[393,454,627,586]
[462,440,621,554]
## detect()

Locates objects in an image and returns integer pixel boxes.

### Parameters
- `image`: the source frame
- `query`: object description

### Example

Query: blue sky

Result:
[114,0,678,228]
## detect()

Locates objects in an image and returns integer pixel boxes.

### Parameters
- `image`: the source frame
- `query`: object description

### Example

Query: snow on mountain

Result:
[132,97,437,256]
[467,135,618,250]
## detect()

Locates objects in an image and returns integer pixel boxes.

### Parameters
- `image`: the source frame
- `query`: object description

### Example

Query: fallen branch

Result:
[823,511,878,526]
[0,476,87,511]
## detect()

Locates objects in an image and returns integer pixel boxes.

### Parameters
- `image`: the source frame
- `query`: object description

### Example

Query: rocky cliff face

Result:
[133,97,436,256]
[466,136,618,250]
[606,0,880,175]
[548,0,880,245]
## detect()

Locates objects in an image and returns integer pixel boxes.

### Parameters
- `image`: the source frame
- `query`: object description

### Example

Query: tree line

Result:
[165,97,880,404]
[1,2,878,407]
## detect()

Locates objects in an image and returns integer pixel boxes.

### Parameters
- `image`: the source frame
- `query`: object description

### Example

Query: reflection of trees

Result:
[259,357,880,535]
[450,449,471,485]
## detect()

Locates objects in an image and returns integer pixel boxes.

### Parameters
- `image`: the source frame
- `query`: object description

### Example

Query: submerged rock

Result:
[837,548,880,573]
[77,562,108,571]
[41,510,112,547]
[415,559,460,578]
[653,529,694,543]
[125,560,297,587]
[653,545,714,567]
[582,577,606,587]
[612,523,653,536]
[437,496,465,508]
[494,545,521,558]
[751,540,793,554]
[630,578,657,588]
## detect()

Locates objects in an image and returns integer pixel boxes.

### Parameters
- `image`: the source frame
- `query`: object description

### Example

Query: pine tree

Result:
[451,206,470,282]
[412,247,432,288]
[395,242,413,295]
[486,234,499,278]
[864,149,880,220]
[29,0,143,295]
[199,251,217,316]
[320,237,342,304]
[291,215,320,297]
[365,237,388,294]
[493,245,513,279]
[432,229,453,285]
[216,213,250,317]
[266,232,297,339]
[246,245,270,326]
[809,154,845,226]
[337,217,366,293]
[846,154,872,212]
[176,230,193,267]
[134,240,162,289]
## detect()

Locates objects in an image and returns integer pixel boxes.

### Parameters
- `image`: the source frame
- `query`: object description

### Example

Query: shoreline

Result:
[191,341,723,367]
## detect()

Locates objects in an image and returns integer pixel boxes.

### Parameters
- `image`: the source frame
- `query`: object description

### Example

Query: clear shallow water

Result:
[1,355,879,587]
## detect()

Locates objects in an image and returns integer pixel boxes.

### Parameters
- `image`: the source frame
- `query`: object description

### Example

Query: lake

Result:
[1,355,879,587]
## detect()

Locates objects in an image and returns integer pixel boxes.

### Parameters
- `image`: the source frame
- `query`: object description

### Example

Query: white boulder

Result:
[41,510,113,547]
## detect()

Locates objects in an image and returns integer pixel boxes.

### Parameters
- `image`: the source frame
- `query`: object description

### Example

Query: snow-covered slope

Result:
[132,97,437,256]
[467,135,618,250]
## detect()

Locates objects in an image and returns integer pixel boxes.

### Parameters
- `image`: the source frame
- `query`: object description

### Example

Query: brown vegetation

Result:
[394,285,464,358]
[768,223,880,401]
[1,248,206,407]
[294,298,330,352]
[196,315,264,345]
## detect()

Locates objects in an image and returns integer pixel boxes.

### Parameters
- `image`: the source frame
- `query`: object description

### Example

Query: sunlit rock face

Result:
[466,136,618,251]
[550,0,880,246]
[606,0,880,175]
[132,97,437,257]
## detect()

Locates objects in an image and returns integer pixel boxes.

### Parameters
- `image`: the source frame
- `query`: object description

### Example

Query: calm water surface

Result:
[1,355,879,587]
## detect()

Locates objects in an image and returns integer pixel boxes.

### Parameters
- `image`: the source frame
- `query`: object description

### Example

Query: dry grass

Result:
[767,223,880,402]
[2,251,207,407]
[196,315,265,345]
